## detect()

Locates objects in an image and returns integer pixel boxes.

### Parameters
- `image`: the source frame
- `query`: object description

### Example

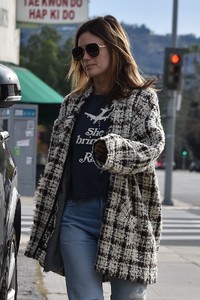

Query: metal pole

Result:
[172,0,178,47]
[162,0,178,205]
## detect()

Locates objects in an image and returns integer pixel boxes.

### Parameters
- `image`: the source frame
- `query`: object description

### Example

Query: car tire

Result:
[8,230,18,300]
[0,230,18,300]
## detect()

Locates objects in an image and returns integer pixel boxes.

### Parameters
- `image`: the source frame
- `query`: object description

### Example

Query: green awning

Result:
[9,65,63,104]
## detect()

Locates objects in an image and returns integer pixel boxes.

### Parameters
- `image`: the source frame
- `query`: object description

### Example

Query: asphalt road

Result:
[156,169,200,207]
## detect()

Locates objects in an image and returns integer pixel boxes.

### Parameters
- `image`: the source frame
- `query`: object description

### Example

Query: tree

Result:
[20,26,73,96]
[57,37,74,96]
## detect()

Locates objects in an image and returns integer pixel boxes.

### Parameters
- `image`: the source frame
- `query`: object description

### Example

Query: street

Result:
[156,169,200,207]
[17,170,200,299]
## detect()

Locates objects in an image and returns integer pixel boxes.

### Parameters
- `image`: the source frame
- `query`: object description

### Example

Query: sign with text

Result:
[16,0,88,27]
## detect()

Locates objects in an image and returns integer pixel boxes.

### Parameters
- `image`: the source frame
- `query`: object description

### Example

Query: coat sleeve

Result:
[94,90,165,175]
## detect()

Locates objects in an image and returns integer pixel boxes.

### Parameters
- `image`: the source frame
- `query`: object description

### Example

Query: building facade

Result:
[0,0,20,64]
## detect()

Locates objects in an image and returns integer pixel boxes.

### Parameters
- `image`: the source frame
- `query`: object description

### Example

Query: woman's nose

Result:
[82,50,91,60]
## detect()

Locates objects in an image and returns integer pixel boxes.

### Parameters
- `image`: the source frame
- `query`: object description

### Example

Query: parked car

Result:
[154,160,165,169]
[189,161,200,172]
[155,159,176,170]
[0,64,21,300]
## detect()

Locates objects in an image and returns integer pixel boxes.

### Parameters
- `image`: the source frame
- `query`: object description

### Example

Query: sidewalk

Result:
[21,196,200,299]
[42,243,200,300]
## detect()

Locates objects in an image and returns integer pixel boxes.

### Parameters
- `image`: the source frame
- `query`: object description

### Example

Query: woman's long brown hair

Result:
[67,15,156,100]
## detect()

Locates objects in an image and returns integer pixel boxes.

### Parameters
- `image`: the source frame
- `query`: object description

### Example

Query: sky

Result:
[89,0,200,38]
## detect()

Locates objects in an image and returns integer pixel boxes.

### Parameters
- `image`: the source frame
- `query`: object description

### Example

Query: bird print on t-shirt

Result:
[85,106,112,124]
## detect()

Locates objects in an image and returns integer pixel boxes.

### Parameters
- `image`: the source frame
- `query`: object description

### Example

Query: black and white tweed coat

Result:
[25,87,165,284]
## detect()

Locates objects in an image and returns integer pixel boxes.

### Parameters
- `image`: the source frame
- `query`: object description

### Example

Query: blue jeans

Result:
[60,196,147,300]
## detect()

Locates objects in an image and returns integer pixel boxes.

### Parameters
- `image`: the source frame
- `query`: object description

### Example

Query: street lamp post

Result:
[163,0,178,205]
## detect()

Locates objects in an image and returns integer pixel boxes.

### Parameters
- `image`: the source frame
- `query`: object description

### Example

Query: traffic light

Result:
[182,150,188,157]
[163,47,184,90]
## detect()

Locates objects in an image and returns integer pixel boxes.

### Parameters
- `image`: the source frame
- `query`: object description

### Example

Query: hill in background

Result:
[20,22,200,75]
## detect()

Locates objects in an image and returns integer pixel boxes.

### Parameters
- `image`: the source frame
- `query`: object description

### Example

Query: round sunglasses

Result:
[72,43,107,61]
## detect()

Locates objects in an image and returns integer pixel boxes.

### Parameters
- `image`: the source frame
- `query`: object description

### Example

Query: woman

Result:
[25,15,165,300]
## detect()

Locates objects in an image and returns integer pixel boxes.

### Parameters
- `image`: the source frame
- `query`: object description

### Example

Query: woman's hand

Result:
[94,140,108,164]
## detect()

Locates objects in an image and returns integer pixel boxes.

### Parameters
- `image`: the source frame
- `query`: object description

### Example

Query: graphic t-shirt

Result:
[68,93,112,198]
